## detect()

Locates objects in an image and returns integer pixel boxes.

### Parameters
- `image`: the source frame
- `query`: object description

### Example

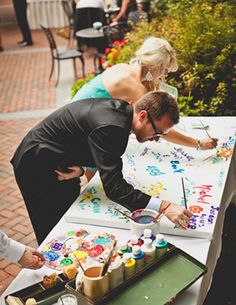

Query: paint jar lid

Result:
[132,245,141,255]
[143,229,152,238]
[130,235,139,244]
[143,238,152,247]
[156,234,164,244]
[120,244,128,251]
[123,252,132,263]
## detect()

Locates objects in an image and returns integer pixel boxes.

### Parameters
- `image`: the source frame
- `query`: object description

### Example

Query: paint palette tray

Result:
[65,244,207,305]
[4,274,73,305]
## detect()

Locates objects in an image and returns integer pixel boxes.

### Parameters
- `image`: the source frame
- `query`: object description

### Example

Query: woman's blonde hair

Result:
[130,37,178,91]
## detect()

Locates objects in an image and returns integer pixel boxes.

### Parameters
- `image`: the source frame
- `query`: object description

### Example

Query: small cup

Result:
[93,22,103,31]
[76,265,109,301]
[57,294,77,305]
[130,209,160,237]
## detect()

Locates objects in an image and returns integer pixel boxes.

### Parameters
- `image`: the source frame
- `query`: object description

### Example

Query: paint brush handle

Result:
[114,208,134,222]
[75,257,85,273]
[153,203,171,223]
[181,177,188,210]
[101,240,117,277]
[199,120,211,138]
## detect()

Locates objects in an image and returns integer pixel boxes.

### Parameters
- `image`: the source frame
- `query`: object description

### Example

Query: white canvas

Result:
[65,118,235,239]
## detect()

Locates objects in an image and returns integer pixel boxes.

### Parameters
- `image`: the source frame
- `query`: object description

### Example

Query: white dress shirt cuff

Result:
[5,239,25,263]
[146,197,161,212]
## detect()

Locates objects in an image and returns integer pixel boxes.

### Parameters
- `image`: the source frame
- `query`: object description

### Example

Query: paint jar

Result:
[140,228,156,243]
[108,256,124,289]
[141,238,156,266]
[130,209,160,237]
[76,265,109,300]
[127,235,142,248]
[122,253,136,280]
[132,245,144,271]
[154,234,168,258]
[117,244,131,256]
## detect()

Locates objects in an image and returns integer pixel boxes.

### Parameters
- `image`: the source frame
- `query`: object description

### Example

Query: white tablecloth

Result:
[27,0,68,29]
[1,117,236,305]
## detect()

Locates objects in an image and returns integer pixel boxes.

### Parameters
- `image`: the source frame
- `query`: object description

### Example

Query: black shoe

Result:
[0,46,3,52]
[17,40,25,45]
[19,41,33,47]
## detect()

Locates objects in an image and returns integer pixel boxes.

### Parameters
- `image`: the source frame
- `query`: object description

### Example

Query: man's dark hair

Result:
[134,91,179,124]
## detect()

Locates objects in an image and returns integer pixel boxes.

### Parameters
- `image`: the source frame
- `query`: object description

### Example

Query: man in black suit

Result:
[11,92,192,244]
[12,0,33,46]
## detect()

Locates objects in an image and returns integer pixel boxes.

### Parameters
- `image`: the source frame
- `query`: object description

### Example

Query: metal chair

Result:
[40,25,85,87]
[61,0,75,47]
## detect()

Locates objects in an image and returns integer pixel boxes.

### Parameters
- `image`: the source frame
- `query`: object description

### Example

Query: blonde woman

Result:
[71,36,218,179]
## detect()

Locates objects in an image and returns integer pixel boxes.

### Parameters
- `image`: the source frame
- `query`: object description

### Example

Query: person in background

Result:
[111,0,137,25]
[0,230,45,269]
[0,30,3,52]
[75,0,105,9]
[12,0,33,46]
[71,36,218,180]
[11,91,192,244]
[136,0,150,13]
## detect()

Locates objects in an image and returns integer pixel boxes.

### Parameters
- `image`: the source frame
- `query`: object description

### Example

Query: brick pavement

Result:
[0,118,42,295]
[0,21,95,296]
[0,51,56,112]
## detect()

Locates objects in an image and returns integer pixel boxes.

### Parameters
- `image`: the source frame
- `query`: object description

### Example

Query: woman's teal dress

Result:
[71,74,112,172]
[71,74,111,102]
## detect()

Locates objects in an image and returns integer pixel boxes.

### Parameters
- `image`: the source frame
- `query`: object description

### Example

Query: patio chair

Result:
[61,0,75,47]
[40,25,85,87]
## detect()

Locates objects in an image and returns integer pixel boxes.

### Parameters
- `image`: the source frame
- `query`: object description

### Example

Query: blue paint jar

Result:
[132,245,144,271]
[140,228,156,243]
[153,234,168,258]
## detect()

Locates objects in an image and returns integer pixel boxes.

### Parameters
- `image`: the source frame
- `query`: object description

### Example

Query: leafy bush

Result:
[117,1,236,115]
[71,72,96,98]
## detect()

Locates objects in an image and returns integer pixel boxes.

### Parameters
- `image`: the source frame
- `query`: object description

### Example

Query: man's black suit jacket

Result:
[11,98,151,212]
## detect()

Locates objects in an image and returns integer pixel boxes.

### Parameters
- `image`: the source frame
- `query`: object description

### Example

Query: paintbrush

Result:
[101,240,117,277]
[74,256,85,273]
[199,119,211,138]
[152,203,171,223]
[181,177,188,209]
[114,208,136,222]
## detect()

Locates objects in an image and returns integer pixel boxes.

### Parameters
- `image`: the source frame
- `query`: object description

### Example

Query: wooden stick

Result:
[75,256,85,273]
[114,208,136,222]
[181,177,188,209]
[199,119,211,138]
[101,240,117,277]
[152,203,171,223]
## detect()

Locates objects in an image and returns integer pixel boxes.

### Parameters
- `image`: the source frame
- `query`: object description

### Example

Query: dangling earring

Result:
[136,55,141,65]
[146,71,153,82]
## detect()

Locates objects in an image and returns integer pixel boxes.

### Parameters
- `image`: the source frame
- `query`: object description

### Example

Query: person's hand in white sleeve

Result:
[0,230,45,269]
[18,246,45,269]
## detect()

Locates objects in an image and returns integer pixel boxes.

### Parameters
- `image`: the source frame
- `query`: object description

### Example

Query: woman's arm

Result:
[112,0,129,23]
[162,129,218,150]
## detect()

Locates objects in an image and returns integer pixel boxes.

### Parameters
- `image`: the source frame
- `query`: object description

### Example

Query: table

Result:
[27,0,68,29]
[1,117,236,305]
[76,28,106,72]
[76,28,105,39]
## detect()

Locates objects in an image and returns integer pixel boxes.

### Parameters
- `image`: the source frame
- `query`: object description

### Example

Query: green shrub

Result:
[117,1,236,115]
[71,73,95,98]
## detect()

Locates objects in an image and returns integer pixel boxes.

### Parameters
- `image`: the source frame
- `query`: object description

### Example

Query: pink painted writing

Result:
[193,184,213,204]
